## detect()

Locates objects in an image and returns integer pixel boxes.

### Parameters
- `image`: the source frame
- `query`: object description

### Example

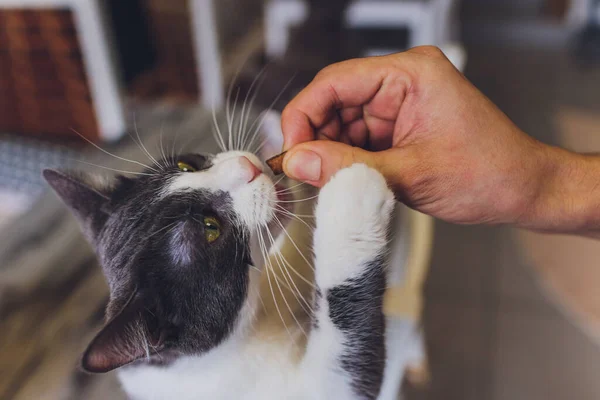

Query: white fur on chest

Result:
[118,338,307,400]
[117,318,417,400]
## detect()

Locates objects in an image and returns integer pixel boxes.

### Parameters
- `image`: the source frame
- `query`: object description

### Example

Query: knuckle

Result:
[413,45,445,58]
[280,104,294,121]
[406,46,455,78]
[315,63,337,80]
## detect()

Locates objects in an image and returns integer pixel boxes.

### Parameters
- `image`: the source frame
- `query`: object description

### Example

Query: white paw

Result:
[313,164,395,288]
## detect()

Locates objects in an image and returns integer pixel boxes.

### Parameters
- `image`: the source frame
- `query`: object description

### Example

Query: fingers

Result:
[280,47,451,152]
[341,119,368,148]
[281,57,390,150]
[282,140,412,192]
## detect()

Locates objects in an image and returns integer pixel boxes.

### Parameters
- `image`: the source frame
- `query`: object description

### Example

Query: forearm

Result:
[520,146,600,238]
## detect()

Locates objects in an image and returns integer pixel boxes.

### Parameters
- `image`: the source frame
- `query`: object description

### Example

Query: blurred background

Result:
[0,0,600,399]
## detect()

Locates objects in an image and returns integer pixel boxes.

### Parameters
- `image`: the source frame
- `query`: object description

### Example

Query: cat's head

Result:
[43,118,293,373]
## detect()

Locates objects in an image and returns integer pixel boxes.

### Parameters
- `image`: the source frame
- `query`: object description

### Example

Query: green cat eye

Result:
[177,161,196,173]
[203,216,220,243]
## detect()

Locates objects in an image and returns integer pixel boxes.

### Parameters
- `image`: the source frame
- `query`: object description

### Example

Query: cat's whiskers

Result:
[275,189,314,201]
[274,205,314,230]
[251,190,314,233]
[263,227,308,337]
[253,180,315,205]
[253,134,272,156]
[253,186,317,312]
[276,194,320,203]
[235,88,246,151]
[272,215,315,276]
[264,226,314,318]
[270,174,287,188]
[69,128,159,173]
[211,106,228,152]
[70,159,156,176]
[275,181,308,194]
[223,56,269,151]
[157,120,170,170]
[246,74,296,154]
[239,64,270,151]
[225,76,239,150]
[225,55,253,151]
[276,185,312,198]
[252,181,316,232]
[130,317,152,362]
[275,206,315,219]
[228,88,241,150]
[169,117,187,160]
[257,226,294,340]
[250,265,261,273]
[132,114,163,171]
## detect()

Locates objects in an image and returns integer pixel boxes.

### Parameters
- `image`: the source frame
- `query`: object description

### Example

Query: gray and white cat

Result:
[43,110,398,400]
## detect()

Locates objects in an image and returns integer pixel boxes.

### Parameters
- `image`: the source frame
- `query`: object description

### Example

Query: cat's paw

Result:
[313,164,395,288]
[315,163,395,238]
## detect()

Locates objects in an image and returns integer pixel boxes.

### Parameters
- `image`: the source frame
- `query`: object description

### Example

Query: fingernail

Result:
[286,150,321,181]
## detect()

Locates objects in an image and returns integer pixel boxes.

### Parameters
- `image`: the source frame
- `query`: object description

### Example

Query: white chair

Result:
[189,0,225,110]
[265,0,458,59]
[0,0,126,142]
[191,0,465,110]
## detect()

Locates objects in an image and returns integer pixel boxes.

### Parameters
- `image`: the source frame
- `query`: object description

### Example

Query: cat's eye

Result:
[203,216,220,243]
[177,161,196,173]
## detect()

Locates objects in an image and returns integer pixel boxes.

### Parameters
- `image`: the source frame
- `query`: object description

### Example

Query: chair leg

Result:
[189,0,224,109]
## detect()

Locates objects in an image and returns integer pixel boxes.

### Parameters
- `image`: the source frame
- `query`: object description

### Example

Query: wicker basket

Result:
[0,8,99,142]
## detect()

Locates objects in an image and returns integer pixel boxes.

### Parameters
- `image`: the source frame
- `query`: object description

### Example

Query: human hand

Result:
[280,46,558,228]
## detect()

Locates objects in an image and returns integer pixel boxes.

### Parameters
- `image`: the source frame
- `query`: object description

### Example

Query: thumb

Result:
[282,141,408,189]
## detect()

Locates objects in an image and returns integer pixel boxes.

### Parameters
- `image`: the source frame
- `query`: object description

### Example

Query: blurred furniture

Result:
[190,0,464,109]
[0,0,125,142]
[265,0,458,58]
[189,0,264,109]
[130,0,198,101]
[572,0,600,63]
[567,0,597,27]
[189,0,223,108]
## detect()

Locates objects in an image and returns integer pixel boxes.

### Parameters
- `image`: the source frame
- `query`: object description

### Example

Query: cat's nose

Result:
[214,154,263,190]
[238,156,262,183]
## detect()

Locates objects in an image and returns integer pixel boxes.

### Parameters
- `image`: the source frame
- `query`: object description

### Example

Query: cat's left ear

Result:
[81,293,164,373]
[43,169,111,244]
[257,110,284,161]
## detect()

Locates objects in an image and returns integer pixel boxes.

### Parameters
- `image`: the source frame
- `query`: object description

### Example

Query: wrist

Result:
[520,145,600,236]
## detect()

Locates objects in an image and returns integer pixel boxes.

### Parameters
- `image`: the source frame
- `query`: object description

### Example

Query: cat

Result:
[43,107,399,399]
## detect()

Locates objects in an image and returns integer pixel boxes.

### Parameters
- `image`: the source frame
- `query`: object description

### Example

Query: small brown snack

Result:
[266,151,287,175]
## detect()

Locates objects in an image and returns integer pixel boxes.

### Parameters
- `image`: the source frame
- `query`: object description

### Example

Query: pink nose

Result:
[238,156,262,183]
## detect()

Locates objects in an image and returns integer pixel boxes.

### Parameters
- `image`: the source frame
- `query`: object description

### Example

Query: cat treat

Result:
[266,151,287,175]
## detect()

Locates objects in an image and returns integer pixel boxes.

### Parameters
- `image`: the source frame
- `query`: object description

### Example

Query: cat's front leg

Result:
[302,164,395,400]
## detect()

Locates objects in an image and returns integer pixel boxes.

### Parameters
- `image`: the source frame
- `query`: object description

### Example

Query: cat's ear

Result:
[257,110,284,161]
[82,293,164,373]
[43,169,111,243]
